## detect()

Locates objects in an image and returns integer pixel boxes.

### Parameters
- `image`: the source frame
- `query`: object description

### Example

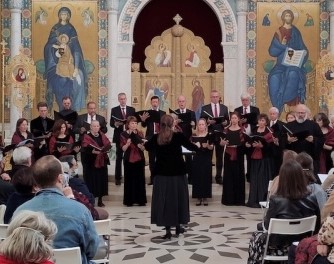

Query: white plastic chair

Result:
[259,180,273,217]
[0,223,9,240]
[0,204,6,224]
[92,219,111,264]
[262,215,317,263]
[53,247,82,264]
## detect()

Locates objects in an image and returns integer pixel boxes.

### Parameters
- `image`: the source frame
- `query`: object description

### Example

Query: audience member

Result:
[15,155,99,264]
[248,160,321,264]
[0,210,57,264]
[4,167,37,224]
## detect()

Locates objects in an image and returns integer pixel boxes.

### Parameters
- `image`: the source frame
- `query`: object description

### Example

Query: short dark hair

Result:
[32,155,62,188]
[59,155,75,169]
[257,113,269,125]
[151,96,159,101]
[62,96,72,102]
[36,102,48,110]
[11,167,36,194]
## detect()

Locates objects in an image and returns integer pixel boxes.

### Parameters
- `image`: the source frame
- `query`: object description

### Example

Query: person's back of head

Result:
[296,152,316,183]
[282,150,297,163]
[277,160,309,200]
[11,167,36,194]
[32,155,63,189]
[157,114,174,145]
[0,210,57,263]
[12,146,32,166]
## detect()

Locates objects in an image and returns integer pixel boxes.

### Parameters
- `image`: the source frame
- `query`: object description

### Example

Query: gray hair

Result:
[0,210,57,263]
[240,92,251,100]
[269,107,279,114]
[61,162,70,173]
[12,146,32,165]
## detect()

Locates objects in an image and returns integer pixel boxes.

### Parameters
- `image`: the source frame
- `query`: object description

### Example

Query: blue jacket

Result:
[15,188,99,264]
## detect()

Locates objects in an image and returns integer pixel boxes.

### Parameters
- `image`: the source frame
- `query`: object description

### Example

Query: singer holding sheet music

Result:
[30,102,54,160]
[220,112,246,206]
[140,96,166,185]
[245,114,274,208]
[200,90,229,185]
[82,120,111,207]
[120,116,147,207]
[110,93,136,186]
[268,9,308,113]
[49,119,80,158]
[191,118,213,206]
[283,104,324,173]
[11,118,34,147]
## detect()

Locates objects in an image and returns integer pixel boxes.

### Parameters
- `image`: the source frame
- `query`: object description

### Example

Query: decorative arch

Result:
[118,0,237,43]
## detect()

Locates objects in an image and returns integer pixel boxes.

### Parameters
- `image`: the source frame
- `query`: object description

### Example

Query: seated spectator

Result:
[4,167,37,224]
[0,146,32,205]
[296,152,327,210]
[59,158,108,220]
[270,150,298,196]
[0,210,57,264]
[248,160,321,264]
[321,151,334,196]
[14,155,99,264]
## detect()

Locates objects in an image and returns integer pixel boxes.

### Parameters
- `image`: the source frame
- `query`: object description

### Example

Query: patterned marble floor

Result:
[102,183,262,264]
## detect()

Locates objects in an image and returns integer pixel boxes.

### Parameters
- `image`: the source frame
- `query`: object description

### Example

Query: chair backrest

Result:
[53,247,82,264]
[267,215,317,236]
[92,219,111,264]
[0,204,6,224]
[94,219,111,236]
[0,223,9,240]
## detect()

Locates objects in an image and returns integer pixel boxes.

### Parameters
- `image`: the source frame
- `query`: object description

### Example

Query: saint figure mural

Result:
[44,7,87,111]
[268,9,308,113]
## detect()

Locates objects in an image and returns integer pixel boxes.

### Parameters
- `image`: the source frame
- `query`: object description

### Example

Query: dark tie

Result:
[42,118,47,132]
[121,108,126,119]
[214,104,218,118]
[244,108,248,128]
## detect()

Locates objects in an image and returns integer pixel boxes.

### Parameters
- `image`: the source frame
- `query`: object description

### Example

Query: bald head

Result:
[32,155,63,188]
[177,95,187,109]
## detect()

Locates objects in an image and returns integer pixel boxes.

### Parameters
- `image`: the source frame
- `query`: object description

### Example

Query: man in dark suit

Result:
[58,96,78,133]
[234,92,260,182]
[140,95,166,185]
[200,90,229,184]
[174,95,196,184]
[110,93,136,185]
[268,106,286,178]
[30,102,55,160]
[74,101,108,136]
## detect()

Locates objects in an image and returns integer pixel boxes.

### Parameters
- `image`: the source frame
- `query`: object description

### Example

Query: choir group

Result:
[2,90,334,263]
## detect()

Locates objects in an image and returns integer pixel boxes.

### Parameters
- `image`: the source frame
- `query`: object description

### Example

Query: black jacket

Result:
[263,194,321,233]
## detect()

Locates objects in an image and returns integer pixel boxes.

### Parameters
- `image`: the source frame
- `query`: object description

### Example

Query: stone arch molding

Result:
[118,0,237,43]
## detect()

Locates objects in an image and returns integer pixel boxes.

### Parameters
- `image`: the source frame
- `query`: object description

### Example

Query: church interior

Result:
[1,0,334,263]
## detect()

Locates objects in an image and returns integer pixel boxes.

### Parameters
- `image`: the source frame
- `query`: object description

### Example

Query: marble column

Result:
[236,0,248,97]
[222,43,239,111]
[107,0,119,128]
[9,0,22,134]
[328,0,334,53]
